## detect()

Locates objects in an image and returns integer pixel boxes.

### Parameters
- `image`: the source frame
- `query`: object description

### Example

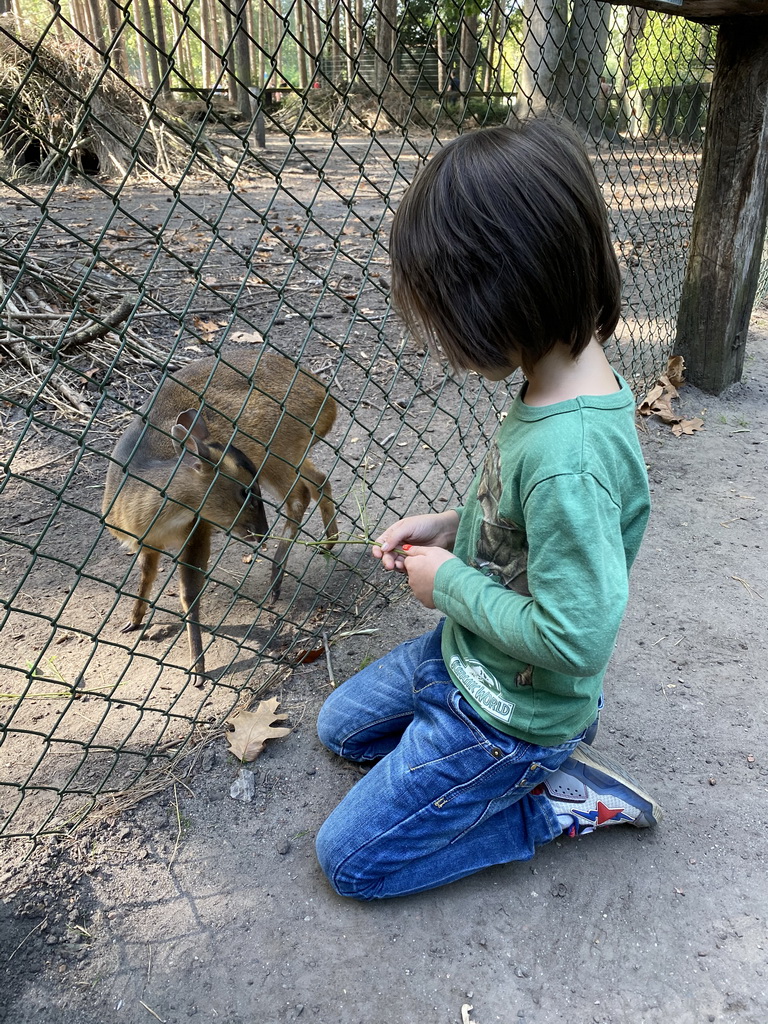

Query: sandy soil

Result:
[1,126,766,1024]
[2,301,767,1024]
[0,134,695,841]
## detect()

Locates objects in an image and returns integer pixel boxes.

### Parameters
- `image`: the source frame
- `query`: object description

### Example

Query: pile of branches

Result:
[268,86,503,137]
[0,228,171,418]
[0,35,220,182]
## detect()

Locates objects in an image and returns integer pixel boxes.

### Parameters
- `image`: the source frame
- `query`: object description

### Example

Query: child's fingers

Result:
[375,521,415,553]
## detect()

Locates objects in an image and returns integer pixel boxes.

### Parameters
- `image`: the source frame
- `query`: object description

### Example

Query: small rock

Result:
[276,839,291,855]
[229,768,256,802]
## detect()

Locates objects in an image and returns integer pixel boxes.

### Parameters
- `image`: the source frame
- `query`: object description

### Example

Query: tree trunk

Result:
[518,0,567,117]
[374,0,397,94]
[296,1,309,89]
[483,1,503,95]
[436,23,447,94]
[220,0,239,103]
[169,3,194,83]
[68,0,87,37]
[676,17,768,393]
[151,0,171,96]
[458,13,479,95]
[135,0,161,94]
[558,0,611,135]
[233,0,253,118]
[614,7,646,136]
[329,0,341,88]
[200,0,222,91]
[134,0,161,93]
[697,23,713,61]
[85,0,106,51]
[342,0,356,84]
[272,1,282,84]
[106,0,128,73]
[306,0,321,85]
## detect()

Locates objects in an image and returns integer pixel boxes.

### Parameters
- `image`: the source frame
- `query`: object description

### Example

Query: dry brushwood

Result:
[0,35,222,182]
[0,228,172,418]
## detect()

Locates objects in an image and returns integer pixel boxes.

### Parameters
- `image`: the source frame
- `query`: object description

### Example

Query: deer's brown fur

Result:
[102,349,338,681]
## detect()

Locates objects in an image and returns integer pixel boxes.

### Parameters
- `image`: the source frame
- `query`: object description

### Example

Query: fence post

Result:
[675,16,768,393]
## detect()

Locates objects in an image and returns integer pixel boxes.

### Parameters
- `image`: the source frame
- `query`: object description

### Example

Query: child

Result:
[315,118,661,901]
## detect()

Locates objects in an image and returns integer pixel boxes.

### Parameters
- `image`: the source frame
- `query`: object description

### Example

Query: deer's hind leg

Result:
[301,459,338,548]
[267,479,312,604]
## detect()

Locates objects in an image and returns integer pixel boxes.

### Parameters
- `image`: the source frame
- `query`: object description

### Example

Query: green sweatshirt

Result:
[433,375,650,747]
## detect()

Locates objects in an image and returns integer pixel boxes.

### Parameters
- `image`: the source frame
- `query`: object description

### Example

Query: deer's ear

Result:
[171,409,211,472]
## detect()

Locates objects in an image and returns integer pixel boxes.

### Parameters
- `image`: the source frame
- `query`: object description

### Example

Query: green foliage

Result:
[631,13,715,90]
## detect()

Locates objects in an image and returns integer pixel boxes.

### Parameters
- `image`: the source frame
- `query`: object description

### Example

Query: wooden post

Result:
[675,16,768,393]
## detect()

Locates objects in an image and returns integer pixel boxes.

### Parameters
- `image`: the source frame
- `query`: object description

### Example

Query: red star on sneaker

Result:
[575,801,631,826]
[596,801,626,824]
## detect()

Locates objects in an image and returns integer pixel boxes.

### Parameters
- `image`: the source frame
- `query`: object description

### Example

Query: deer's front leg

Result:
[179,522,212,685]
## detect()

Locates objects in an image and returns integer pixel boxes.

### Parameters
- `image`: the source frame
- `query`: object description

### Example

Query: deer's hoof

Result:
[189,665,207,688]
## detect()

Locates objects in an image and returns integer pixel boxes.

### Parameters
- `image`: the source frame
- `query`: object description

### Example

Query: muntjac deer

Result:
[102,349,338,681]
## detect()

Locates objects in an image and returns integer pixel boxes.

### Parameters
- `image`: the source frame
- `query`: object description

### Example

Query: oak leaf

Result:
[666,355,686,387]
[638,357,702,437]
[672,417,705,437]
[226,698,291,762]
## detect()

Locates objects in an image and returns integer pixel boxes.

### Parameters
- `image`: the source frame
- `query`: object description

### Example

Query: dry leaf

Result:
[638,383,665,411]
[229,330,265,346]
[638,357,701,437]
[226,698,291,762]
[290,646,325,666]
[671,417,704,437]
[667,355,686,387]
[193,318,222,334]
[647,394,679,424]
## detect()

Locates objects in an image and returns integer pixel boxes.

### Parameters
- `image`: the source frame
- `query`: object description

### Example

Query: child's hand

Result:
[373,512,460,573]
[401,545,457,609]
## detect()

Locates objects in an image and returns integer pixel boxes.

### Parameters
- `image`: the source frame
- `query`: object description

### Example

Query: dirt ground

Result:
[0,134,692,842]
[1,296,766,1023]
[1,127,767,1023]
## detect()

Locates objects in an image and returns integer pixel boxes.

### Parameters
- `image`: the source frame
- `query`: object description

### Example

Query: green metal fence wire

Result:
[0,0,748,841]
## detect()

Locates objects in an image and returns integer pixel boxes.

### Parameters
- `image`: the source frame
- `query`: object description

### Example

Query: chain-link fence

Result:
[0,0,742,841]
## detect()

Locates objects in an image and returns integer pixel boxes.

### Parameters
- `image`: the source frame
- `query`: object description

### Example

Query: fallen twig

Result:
[322,631,336,688]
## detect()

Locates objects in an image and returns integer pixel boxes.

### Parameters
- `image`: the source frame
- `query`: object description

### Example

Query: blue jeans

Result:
[316,622,583,900]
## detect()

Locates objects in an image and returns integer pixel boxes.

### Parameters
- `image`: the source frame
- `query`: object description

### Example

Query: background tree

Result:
[556,0,611,134]
[374,0,398,93]
[518,0,567,116]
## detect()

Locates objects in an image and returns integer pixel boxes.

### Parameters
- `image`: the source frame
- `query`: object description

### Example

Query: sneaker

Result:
[537,743,663,836]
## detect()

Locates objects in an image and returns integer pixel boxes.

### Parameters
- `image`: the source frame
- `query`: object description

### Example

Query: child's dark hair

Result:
[390,118,621,376]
